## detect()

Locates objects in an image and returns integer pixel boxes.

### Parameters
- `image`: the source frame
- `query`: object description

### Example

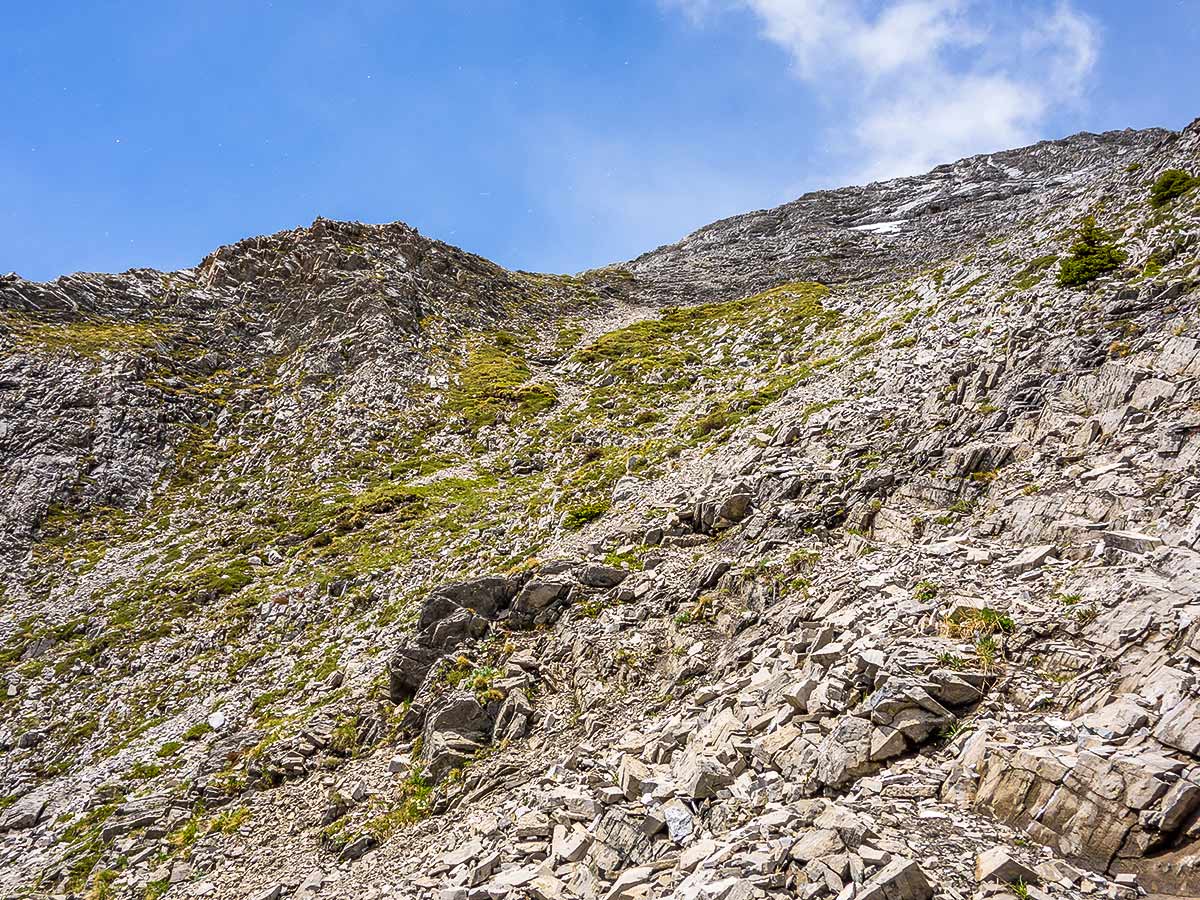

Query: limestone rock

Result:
[975,846,1040,885]
[858,858,934,900]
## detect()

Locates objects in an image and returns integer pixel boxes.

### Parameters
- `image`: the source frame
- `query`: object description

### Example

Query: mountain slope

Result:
[1,119,1199,900]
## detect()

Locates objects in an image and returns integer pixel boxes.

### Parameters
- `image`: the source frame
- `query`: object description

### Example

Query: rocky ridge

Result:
[1,119,1199,900]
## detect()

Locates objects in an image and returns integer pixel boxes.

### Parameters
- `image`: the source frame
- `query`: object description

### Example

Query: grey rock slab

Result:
[0,794,46,831]
[857,857,934,900]
[515,810,551,839]
[578,565,629,588]
[512,578,568,613]
[601,865,654,900]
[551,823,592,863]
[297,870,326,897]
[443,839,484,868]
[814,715,874,788]
[663,799,695,843]
[618,754,655,800]
[676,753,735,799]
[789,828,846,862]
[1003,545,1058,574]
[1102,530,1164,554]
[1154,694,1200,755]
[974,846,1039,885]
[468,851,501,887]
[1078,699,1149,740]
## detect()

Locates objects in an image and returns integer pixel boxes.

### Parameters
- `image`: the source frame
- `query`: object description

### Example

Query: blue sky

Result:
[3,1,1197,281]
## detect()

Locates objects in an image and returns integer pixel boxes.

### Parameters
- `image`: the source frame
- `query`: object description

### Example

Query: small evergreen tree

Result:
[1057,215,1126,287]
[1149,169,1198,208]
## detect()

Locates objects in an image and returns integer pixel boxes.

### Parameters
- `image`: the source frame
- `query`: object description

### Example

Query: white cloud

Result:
[859,1,987,79]
[855,74,1046,179]
[664,0,1100,181]
[1024,1,1099,92]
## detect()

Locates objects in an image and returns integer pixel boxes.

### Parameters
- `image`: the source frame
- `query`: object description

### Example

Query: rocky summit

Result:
[2,119,1200,900]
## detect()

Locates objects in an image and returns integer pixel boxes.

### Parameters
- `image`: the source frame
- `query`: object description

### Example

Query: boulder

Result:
[578,565,629,588]
[552,823,592,862]
[591,806,662,870]
[676,753,735,799]
[974,846,1039,885]
[1148,779,1200,832]
[422,694,495,779]
[1155,693,1200,754]
[1079,699,1149,740]
[813,715,873,788]
[863,682,953,745]
[1003,545,1058,574]
[340,834,376,860]
[869,726,908,762]
[389,574,532,700]
[926,670,991,707]
[617,754,654,800]
[602,866,654,900]
[715,493,752,527]
[515,810,551,839]
[0,794,46,831]
[426,694,492,741]
[423,575,526,623]
[789,828,845,862]
[1102,530,1163,554]
[857,857,934,900]
[492,687,533,743]
[420,607,490,651]
[510,578,570,627]
[387,645,443,702]
[694,488,754,534]
[662,799,695,843]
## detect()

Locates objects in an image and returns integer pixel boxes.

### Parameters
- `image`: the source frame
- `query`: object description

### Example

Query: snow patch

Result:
[849,220,906,234]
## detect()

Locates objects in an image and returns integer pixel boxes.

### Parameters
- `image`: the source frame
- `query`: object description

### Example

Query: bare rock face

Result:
[3,117,1200,900]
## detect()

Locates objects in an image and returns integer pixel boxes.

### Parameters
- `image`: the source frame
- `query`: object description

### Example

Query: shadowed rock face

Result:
[2,118,1200,900]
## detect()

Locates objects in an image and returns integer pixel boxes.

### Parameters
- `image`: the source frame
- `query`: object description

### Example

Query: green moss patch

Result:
[1012,254,1058,291]
[1,313,179,358]
[447,332,558,427]
[576,281,835,379]
[563,500,611,529]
